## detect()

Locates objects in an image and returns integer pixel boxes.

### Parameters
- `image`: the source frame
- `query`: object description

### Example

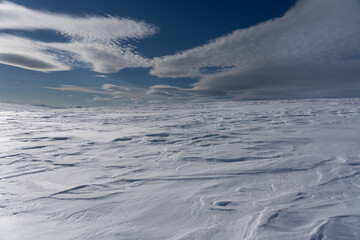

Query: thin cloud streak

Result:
[45,83,134,97]
[147,85,225,97]
[102,84,130,93]
[44,85,107,94]
[92,95,112,101]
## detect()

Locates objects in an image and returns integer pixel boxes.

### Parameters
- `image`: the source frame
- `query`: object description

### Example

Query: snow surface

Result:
[0,99,360,240]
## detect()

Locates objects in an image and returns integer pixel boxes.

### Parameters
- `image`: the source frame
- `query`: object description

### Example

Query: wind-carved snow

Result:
[0,99,359,240]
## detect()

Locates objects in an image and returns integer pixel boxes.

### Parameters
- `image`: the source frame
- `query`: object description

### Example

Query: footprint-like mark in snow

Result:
[214,200,232,207]
[51,137,69,141]
[112,137,133,142]
[146,133,170,137]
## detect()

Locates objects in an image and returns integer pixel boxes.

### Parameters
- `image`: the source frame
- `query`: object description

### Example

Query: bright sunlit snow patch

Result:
[0,99,359,239]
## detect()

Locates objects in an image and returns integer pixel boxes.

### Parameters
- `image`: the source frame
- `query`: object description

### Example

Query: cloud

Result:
[0,34,70,71]
[95,75,108,78]
[0,53,59,70]
[102,84,129,93]
[0,1,157,72]
[149,0,360,99]
[44,85,106,94]
[44,83,173,103]
[0,1,156,41]
[46,41,152,73]
[44,83,132,97]
[147,85,225,97]
[92,95,111,101]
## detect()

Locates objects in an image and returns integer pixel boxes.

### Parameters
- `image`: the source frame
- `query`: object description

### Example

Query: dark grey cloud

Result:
[0,53,57,71]
[193,62,360,92]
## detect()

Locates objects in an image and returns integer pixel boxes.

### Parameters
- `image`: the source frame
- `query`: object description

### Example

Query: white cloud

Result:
[149,0,360,98]
[0,1,157,72]
[44,85,106,94]
[45,83,175,103]
[0,1,157,41]
[92,95,111,101]
[95,75,108,78]
[46,41,152,73]
[45,83,132,97]
[102,84,130,93]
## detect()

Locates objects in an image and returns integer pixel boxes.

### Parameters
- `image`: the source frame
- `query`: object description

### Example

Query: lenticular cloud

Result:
[148,0,360,99]
[0,1,157,72]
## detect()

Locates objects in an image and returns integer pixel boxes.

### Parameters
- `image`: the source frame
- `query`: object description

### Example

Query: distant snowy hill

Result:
[0,99,359,239]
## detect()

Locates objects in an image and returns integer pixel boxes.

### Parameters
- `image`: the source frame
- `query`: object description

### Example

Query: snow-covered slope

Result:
[0,99,359,240]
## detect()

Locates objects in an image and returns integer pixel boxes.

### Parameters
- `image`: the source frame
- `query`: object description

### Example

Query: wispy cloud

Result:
[0,1,156,41]
[147,85,224,97]
[0,1,157,72]
[95,75,108,78]
[44,83,172,103]
[92,95,112,101]
[44,85,106,94]
[102,84,130,94]
[149,0,360,99]
[45,83,132,97]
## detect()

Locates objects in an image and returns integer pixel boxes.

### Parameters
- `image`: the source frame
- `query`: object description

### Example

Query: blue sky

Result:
[0,0,359,106]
